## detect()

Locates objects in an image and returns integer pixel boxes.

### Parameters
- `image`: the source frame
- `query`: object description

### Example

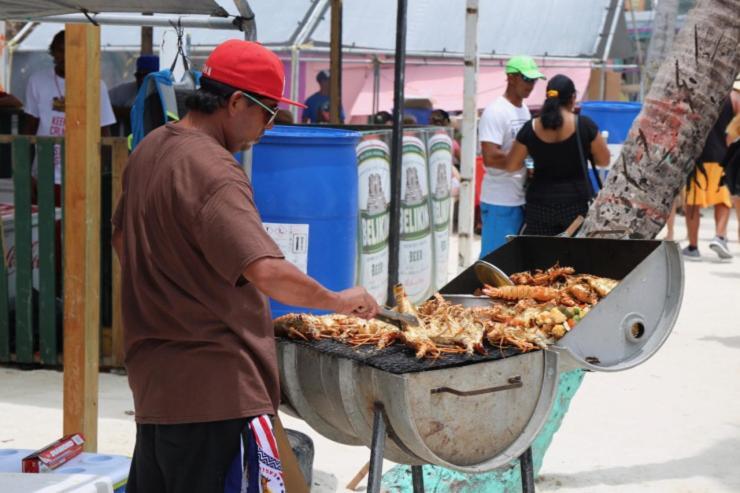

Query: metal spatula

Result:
[474,260,514,287]
[374,306,420,327]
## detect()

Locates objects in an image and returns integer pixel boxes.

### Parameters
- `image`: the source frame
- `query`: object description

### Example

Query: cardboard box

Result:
[22,434,85,473]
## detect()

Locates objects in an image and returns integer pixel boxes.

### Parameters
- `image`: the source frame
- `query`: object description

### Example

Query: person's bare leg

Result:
[685,205,701,247]
[714,203,730,239]
[665,201,677,241]
[733,196,740,242]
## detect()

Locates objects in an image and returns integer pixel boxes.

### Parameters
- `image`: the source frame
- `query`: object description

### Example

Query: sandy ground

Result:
[1,210,739,492]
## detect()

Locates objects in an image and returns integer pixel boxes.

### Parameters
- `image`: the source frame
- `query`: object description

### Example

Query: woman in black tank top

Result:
[504,74,610,235]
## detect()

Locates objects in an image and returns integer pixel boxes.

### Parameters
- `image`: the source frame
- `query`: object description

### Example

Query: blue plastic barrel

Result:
[581,102,641,192]
[251,125,361,318]
[580,101,641,143]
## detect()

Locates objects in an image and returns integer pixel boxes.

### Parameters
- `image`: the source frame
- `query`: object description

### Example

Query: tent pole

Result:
[600,0,625,100]
[329,0,343,124]
[36,13,246,30]
[626,0,645,101]
[0,21,6,90]
[387,0,407,302]
[458,0,479,270]
[372,56,381,116]
[290,47,301,122]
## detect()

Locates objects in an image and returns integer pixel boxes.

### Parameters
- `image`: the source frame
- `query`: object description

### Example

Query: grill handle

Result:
[430,376,522,397]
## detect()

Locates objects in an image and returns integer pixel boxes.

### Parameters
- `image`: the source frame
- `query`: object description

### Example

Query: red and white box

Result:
[21,433,85,473]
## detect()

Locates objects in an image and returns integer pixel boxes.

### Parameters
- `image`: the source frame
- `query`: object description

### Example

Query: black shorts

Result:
[523,200,589,236]
[127,417,250,493]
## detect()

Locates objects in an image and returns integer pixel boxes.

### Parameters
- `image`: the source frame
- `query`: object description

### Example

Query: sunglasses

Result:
[517,73,538,84]
[239,91,279,126]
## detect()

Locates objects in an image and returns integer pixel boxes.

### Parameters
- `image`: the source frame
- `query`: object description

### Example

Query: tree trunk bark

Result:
[580,0,740,239]
[644,0,680,90]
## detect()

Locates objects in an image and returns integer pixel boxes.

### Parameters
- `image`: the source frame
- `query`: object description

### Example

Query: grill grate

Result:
[278,338,524,375]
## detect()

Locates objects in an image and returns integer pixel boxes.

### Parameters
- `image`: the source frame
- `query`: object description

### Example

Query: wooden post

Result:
[110,139,127,367]
[63,23,100,452]
[329,0,343,124]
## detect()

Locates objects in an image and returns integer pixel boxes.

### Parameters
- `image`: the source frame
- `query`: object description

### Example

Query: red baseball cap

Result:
[202,39,306,108]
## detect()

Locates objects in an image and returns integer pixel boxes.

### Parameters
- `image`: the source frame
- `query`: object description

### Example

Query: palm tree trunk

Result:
[581,0,740,239]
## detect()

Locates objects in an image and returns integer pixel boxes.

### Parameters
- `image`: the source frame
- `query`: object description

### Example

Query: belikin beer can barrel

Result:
[399,130,434,304]
[252,125,362,318]
[425,128,454,290]
[355,131,392,305]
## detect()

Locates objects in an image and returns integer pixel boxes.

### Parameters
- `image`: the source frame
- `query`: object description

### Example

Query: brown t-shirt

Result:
[112,123,284,424]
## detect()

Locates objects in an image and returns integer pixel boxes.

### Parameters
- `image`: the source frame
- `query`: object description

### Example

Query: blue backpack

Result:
[129,69,201,150]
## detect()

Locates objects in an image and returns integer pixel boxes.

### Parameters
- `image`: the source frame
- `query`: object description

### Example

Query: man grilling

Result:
[112,40,378,492]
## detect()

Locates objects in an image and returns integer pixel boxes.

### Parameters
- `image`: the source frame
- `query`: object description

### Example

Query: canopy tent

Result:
[8,0,631,117]
[15,0,631,58]
[8,0,633,60]
[301,0,632,61]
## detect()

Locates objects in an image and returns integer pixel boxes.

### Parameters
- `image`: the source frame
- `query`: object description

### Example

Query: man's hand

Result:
[245,257,380,317]
[332,287,379,319]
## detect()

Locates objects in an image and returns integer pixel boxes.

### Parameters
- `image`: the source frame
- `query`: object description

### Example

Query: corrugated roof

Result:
[1,0,227,20]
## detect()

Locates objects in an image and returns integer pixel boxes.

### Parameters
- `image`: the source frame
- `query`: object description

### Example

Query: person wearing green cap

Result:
[478,55,545,257]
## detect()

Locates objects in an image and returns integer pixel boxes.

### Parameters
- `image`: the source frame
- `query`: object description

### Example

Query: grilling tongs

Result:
[374,306,420,328]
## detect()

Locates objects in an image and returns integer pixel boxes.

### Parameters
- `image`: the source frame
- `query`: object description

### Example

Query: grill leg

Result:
[411,465,425,492]
[520,447,535,493]
[367,405,386,493]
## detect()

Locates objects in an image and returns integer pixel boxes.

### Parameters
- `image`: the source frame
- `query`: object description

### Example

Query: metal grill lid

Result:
[441,236,683,372]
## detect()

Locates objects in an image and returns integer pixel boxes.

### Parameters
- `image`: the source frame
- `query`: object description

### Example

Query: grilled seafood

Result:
[276,264,618,359]
[567,284,598,304]
[511,264,575,286]
[393,284,445,358]
[583,275,618,298]
[482,285,561,302]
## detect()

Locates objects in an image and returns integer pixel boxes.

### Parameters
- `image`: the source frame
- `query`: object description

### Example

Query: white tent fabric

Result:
[1,0,227,20]
[307,0,627,59]
[12,0,631,60]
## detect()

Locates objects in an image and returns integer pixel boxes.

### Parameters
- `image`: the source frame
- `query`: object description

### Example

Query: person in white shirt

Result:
[478,55,545,257]
[22,29,116,202]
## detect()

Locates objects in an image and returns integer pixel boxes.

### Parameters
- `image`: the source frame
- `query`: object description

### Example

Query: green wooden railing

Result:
[0,135,127,366]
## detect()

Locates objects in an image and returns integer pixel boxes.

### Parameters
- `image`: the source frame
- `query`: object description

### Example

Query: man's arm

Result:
[478,104,510,170]
[590,132,611,168]
[481,141,509,169]
[244,257,378,319]
[504,141,528,172]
